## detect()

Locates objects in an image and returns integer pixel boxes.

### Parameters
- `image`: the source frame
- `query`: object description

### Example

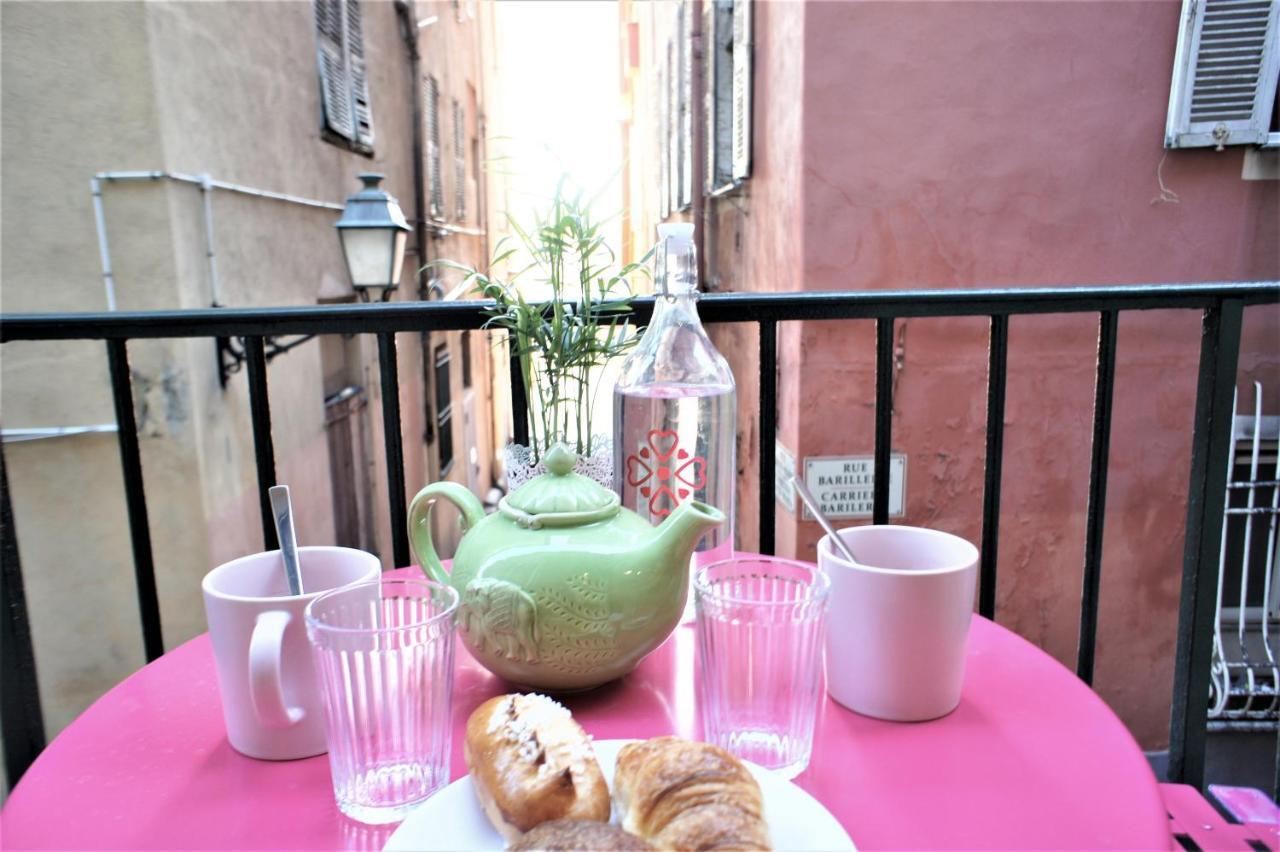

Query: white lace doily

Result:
[503,437,614,491]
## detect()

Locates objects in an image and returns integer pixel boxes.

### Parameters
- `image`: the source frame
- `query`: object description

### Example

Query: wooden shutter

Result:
[1165,0,1280,149]
[668,41,680,211]
[315,0,354,140]
[453,99,466,221]
[314,0,374,149]
[345,0,374,149]
[731,0,753,179]
[425,76,443,219]
[704,0,734,192]
[659,55,670,218]
[679,3,694,209]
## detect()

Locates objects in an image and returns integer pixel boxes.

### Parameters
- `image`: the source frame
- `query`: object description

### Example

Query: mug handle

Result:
[248,610,304,728]
[408,482,486,585]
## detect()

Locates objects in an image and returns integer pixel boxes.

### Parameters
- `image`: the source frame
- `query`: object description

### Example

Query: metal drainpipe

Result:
[396,0,431,302]
[199,174,222,306]
[90,171,344,310]
[90,177,118,310]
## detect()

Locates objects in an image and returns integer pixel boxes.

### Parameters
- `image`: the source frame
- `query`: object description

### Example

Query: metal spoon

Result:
[269,485,304,596]
[794,477,863,566]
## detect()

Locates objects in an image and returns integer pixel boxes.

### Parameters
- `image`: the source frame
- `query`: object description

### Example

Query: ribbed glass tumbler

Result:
[695,557,831,779]
[305,578,458,824]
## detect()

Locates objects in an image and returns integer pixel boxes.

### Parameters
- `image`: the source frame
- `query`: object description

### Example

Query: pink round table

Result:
[3,568,1169,851]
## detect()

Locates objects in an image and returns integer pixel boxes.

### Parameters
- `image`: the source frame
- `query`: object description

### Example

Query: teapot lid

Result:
[500,444,621,529]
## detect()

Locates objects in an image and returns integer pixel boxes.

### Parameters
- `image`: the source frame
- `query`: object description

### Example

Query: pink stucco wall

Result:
[709,0,1278,748]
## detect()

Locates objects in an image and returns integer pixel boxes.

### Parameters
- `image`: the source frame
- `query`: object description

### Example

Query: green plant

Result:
[434,184,652,461]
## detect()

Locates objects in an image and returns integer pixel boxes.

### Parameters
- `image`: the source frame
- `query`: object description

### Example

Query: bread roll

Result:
[509,818,652,851]
[464,693,610,843]
[614,737,771,851]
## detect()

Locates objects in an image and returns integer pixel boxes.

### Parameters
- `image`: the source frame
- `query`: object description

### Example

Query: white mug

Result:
[819,525,979,722]
[202,546,381,759]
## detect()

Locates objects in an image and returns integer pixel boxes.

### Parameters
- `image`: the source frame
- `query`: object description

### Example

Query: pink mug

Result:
[819,525,979,722]
[201,547,380,759]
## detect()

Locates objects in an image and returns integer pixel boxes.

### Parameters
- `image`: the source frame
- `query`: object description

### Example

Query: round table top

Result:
[3,570,1169,851]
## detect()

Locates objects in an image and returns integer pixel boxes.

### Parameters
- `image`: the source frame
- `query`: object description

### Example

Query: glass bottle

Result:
[613,223,736,614]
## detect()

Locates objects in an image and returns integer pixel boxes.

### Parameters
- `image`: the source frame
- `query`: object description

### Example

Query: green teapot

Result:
[408,444,724,691]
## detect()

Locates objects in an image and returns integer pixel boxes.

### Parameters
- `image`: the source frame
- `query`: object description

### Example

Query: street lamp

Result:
[334,173,411,302]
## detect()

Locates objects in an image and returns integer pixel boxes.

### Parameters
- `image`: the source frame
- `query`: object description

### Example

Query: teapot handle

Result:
[407,482,487,585]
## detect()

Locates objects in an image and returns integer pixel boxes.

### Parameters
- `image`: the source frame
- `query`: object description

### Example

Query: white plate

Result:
[385,739,855,851]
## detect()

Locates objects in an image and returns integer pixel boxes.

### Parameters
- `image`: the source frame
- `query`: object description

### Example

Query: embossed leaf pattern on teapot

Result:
[408,444,724,690]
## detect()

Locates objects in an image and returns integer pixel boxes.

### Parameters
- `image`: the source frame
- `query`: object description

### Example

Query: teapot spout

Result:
[645,500,726,570]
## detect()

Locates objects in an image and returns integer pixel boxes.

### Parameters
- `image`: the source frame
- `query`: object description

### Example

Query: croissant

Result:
[614,737,771,851]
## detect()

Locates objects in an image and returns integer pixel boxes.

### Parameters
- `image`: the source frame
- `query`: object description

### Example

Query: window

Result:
[314,0,375,152]
[454,99,467,222]
[434,343,454,473]
[1165,0,1280,149]
[425,76,444,219]
[730,0,752,180]
[668,40,681,211]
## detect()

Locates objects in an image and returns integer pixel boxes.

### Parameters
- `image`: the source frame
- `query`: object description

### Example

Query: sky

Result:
[489,1,623,258]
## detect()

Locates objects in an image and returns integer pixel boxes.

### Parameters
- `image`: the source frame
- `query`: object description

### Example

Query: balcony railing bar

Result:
[106,338,164,662]
[1,282,1277,795]
[506,328,531,448]
[979,315,1009,620]
[2,283,1277,343]
[0,449,46,787]
[377,332,411,569]
[758,320,778,556]
[1077,310,1119,685]
[244,336,279,554]
[1168,299,1245,790]
[873,318,895,526]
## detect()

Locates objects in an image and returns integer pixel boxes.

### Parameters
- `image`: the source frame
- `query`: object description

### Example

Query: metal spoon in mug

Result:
[268,485,304,596]
[794,477,863,566]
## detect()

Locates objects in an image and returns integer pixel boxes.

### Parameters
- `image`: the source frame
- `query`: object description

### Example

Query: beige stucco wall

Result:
[1,0,498,750]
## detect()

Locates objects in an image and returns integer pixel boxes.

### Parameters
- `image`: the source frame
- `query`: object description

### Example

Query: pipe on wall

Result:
[89,170,344,312]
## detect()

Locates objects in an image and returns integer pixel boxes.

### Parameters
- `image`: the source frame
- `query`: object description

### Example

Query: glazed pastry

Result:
[509,818,652,851]
[464,694,610,842]
[614,737,771,851]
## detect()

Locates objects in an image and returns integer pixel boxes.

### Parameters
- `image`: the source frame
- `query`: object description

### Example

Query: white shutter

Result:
[315,0,355,141]
[679,3,694,209]
[345,0,375,149]
[731,0,753,180]
[1165,0,1280,149]
[425,77,443,219]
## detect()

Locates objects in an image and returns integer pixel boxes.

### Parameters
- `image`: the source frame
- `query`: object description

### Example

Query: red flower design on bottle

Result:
[625,429,707,517]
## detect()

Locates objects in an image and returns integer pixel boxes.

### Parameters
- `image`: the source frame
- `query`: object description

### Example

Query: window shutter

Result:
[731,0,753,179]
[668,41,680,211]
[659,56,670,218]
[345,0,375,149]
[1165,0,1280,149]
[705,0,734,192]
[425,76,443,219]
[314,0,374,149]
[315,0,355,141]
[453,99,467,222]
[679,3,694,210]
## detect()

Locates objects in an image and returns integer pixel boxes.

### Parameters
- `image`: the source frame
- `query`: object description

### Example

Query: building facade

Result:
[1,0,506,737]
[620,0,1279,747]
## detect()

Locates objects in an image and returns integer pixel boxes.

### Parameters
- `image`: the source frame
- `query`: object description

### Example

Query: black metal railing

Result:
[1,281,1277,796]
